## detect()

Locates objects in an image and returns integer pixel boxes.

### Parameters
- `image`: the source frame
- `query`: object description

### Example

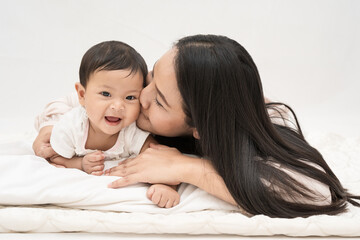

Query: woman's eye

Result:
[101,91,111,97]
[154,97,163,108]
[126,95,136,100]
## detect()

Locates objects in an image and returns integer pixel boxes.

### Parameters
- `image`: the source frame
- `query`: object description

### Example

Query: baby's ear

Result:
[75,82,86,106]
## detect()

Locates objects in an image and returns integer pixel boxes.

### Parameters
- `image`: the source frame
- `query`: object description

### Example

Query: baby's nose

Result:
[110,100,125,111]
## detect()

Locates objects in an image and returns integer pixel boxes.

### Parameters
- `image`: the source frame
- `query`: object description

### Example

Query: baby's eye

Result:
[101,91,111,97]
[126,95,136,100]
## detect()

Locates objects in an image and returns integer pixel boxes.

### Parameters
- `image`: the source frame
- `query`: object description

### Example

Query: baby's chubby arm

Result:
[33,93,79,159]
[50,151,105,175]
[49,154,81,169]
[33,126,57,160]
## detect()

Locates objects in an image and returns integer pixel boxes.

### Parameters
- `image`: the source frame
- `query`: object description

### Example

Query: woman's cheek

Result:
[149,110,161,130]
[151,111,170,133]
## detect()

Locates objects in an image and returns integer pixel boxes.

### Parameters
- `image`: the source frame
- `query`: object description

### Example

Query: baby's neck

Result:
[85,124,119,151]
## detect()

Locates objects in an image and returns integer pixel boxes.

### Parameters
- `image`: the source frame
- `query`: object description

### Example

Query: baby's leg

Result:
[146,184,180,208]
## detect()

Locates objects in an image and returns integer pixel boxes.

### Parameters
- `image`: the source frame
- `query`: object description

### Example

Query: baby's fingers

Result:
[91,164,105,172]
[91,171,104,176]
[87,152,105,162]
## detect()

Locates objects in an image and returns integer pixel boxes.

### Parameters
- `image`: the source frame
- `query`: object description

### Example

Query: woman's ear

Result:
[75,82,86,106]
[192,128,200,139]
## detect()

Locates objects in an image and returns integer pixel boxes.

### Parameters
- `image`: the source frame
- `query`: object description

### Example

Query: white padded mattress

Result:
[0,132,359,236]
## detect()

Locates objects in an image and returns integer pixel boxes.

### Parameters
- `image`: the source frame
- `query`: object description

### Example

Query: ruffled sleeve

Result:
[34,92,80,131]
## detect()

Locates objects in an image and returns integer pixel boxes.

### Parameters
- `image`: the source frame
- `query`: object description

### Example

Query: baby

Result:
[49,41,179,208]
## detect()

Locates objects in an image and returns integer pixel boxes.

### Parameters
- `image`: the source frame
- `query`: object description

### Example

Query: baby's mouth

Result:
[105,116,121,123]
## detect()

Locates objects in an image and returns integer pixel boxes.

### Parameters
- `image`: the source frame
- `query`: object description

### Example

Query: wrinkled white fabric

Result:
[0,132,359,236]
[0,138,237,214]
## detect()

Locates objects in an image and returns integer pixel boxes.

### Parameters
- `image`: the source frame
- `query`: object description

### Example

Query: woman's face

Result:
[136,48,193,137]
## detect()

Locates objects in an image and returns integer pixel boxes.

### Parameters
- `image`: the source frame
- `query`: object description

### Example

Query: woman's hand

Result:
[32,126,57,160]
[105,143,188,188]
[106,143,238,206]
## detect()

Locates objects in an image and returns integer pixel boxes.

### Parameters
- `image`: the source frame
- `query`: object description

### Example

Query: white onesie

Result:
[50,106,150,170]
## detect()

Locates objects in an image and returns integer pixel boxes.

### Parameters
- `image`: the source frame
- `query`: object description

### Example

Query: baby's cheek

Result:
[129,106,141,123]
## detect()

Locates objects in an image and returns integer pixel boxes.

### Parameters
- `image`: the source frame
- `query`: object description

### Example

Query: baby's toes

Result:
[168,195,180,208]
[157,196,169,208]
[173,196,180,207]
[165,199,175,208]
[151,193,161,205]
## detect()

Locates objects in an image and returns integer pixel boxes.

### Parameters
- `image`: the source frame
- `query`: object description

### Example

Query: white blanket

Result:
[0,138,237,214]
[0,132,359,236]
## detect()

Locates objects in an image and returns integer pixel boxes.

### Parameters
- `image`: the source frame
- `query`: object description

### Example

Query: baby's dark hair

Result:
[79,41,148,88]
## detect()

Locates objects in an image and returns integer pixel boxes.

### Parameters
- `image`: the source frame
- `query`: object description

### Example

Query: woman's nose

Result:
[140,84,153,110]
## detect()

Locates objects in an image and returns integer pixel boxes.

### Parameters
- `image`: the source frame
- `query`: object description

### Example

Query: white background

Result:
[0,0,359,137]
[0,1,359,239]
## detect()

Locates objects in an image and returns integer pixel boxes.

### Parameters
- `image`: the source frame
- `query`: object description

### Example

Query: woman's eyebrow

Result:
[155,84,170,108]
[152,61,170,107]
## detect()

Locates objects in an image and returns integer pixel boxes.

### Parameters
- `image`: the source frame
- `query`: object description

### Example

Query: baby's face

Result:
[80,69,143,136]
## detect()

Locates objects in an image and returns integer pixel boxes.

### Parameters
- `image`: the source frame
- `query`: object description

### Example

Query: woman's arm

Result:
[181,154,237,205]
[106,143,237,206]
[33,93,79,159]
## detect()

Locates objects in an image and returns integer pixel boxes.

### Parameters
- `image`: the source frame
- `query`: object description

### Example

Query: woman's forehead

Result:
[155,48,176,75]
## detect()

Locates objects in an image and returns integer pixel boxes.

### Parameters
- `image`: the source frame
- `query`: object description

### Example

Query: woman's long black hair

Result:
[173,34,359,218]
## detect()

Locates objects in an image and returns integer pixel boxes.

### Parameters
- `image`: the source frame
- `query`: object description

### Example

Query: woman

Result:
[33,34,359,218]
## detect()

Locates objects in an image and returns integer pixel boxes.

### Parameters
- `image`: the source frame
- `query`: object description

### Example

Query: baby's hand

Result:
[82,151,105,175]
[146,184,180,208]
